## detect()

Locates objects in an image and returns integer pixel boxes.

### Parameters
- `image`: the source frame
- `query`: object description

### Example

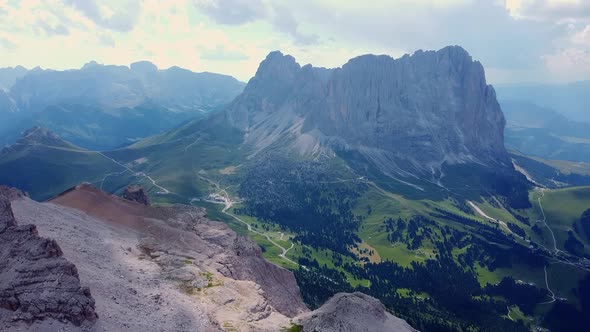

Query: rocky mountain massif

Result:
[0,184,415,331]
[226,46,509,186]
[0,46,528,203]
[0,62,245,149]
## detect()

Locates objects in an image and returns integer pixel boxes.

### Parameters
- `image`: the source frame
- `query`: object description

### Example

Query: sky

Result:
[0,0,589,84]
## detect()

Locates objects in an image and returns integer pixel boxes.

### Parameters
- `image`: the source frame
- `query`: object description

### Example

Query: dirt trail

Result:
[536,189,563,255]
[198,175,298,266]
[467,201,516,236]
[95,152,172,194]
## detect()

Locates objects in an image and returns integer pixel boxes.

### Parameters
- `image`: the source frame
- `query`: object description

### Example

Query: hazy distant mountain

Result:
[495,81,590,123]
[0,66,27,91]
[0,62,244,149]
[499,100,590,162]
[10,61,244,112]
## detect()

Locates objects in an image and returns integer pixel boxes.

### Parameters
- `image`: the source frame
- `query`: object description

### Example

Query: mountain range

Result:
[496,82,590,163]
[2,46,590,331]
[495,81,590,123]
[0,62,244,149]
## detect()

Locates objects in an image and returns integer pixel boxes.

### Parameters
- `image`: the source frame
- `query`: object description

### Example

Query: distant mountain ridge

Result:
[495,81,590,123]
[10,61,244,112]
[498,99,590,163]
[0,66,27,91]
[0,62,245,149]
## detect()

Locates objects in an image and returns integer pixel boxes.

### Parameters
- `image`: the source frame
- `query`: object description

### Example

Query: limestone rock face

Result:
[226,46,509,178]
[223,235,307,317]
[0,195,97,326]
[295,292,417,332]
[123,185,150,205]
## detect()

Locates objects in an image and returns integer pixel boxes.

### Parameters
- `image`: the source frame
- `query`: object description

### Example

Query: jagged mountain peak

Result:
[251,50,301,85]
[226,46,509,184]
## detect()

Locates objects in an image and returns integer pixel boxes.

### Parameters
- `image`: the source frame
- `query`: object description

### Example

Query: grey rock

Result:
[122,185,150,206]
[223,235,307,317]
[0,195,97,326]
[226,46,509,180]
[51,183,308,319]
[0,198,16,233]
[295,292,417,332]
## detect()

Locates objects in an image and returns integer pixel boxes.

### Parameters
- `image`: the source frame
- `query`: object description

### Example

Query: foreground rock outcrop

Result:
[295,292,417,332]
[2,184,417,331]
[0,188,97,327]
[122,185,150,205]
[6,183,306,331]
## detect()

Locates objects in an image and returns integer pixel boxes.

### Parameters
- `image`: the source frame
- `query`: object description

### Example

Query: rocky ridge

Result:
[1,184,418,331]
[226,46,509,183]
[8,184,307,331]
[0,187,97,327]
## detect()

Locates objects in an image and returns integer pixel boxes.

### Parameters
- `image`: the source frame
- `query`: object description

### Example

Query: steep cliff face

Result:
[226,46,509,180]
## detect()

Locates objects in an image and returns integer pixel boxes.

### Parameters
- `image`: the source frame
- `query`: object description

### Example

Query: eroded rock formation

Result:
[123,185,150,205]
[0,191,97,326]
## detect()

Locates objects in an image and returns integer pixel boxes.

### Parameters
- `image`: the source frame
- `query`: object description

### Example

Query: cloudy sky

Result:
[0,0,589,84]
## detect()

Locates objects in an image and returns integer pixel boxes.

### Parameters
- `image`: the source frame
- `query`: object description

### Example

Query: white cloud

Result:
[572,25,590,45]
[543,47,590,81]
[193,0,267,25]
[63,0,141,32]
[0,0,588,83]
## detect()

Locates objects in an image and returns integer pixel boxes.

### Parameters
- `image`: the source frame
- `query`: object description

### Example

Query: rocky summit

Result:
[226,46,508,180]
[295,292,417,332]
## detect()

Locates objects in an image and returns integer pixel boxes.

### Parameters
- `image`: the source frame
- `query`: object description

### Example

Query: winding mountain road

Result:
[96,152,172,194]
[198,175,298,266]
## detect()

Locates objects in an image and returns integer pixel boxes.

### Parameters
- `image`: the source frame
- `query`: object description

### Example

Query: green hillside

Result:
[3,120,590,331]
[0,136,125,200]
